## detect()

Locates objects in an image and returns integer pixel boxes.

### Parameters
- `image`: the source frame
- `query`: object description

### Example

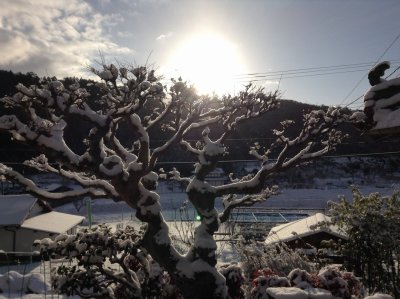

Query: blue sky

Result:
[1,0,400,108]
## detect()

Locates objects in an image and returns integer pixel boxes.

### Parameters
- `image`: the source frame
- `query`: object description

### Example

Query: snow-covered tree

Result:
[0,63,347,299]
[330,188,400,297]
[36,224,181,298]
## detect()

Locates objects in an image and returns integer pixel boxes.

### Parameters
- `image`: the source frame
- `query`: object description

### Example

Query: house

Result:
[190,167,227,186]
[265,213,347,256]
[0,194,84,255]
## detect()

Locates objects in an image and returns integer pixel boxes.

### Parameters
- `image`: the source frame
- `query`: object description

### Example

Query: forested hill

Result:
[0,70,399,171]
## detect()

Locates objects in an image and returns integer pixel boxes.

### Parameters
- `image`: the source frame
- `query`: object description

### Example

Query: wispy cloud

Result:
[156,31,173,42]
[0,0,132,78]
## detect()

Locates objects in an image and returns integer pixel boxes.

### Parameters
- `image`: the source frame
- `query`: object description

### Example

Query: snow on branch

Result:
[219,186,279,223]
[0,163,107,201]
[216,107,348,197]
[0,115,81,164]
[24,155,120,199]
[248,142,271,163]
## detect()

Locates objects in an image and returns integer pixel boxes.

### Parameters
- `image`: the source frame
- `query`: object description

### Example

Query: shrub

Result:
[330,187,400,297]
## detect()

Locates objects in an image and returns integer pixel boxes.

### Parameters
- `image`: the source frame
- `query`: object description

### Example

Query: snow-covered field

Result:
[55,185,396,222]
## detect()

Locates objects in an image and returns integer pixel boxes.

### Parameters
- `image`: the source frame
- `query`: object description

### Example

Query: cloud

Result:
[156,32,173,42]
[0,0,133,78]
[117,31,134,38]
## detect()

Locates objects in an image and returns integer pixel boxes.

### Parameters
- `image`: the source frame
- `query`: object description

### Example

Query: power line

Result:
[234,67,377,83]
[233,33,400,109]
[1,138,399,154]
[324,150,400,159]
[2,150,400,166]
[343,94,364,110]
[341,61,400,111]
[339,32,400,107]
[234,59,400,79]
[385,64,400,79]
[232,56,400,111]
[144,150,400,163]
[343,49,400,111]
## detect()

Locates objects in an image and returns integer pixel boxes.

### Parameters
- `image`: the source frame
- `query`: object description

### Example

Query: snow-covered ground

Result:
[1,185,396,299]
[54,185,397,222]
[0,261,79,299]
[254,185,395,209]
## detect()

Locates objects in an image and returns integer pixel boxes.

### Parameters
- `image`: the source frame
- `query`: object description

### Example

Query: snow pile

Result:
[0,271,50,294]
[365,294,394,299]
[307,288,335,299]
[266,287,308,299]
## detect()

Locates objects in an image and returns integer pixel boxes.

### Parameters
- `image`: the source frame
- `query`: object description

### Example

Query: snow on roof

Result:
[0,194,37,226]
[265,213,346,245]
[21,211,84,234]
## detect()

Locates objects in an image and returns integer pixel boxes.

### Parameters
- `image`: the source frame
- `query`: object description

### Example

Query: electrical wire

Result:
[385,64,400,79]
[234,67,377,83]
[343,55,400,110]
[232,34,400,109]
[234,59,400,79]
[2,150,400,166]
[233,58,400,112]
[339,32,400,107]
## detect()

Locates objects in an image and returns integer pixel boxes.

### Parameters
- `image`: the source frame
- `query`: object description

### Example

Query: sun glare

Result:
[166,33,246,95]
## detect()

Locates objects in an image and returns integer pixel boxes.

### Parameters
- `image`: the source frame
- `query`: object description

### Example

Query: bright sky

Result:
[1,0,400,108]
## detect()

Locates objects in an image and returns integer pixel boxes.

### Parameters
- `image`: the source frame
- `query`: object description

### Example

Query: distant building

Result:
[265,213,347,258]
[0,194,84,255]
[236,161,259,177]
[205,167,227,186]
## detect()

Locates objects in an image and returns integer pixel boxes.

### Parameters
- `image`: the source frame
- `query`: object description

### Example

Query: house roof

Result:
[265,213,346,245]
[21,211,85,234]
[0,194,37,226]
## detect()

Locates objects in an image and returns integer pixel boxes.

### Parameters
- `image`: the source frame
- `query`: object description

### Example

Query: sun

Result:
[166,33,246,95]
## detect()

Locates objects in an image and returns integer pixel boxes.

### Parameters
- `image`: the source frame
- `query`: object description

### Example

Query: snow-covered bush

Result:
[0,62,348,299]
[249,266,362,299]
[288,268,314,289]
[36,224,181,298]
[236,240,314,280]
[317,267,362,299]
[219,263,246,299]
[250,268,289,299]
[329,187,400,297]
